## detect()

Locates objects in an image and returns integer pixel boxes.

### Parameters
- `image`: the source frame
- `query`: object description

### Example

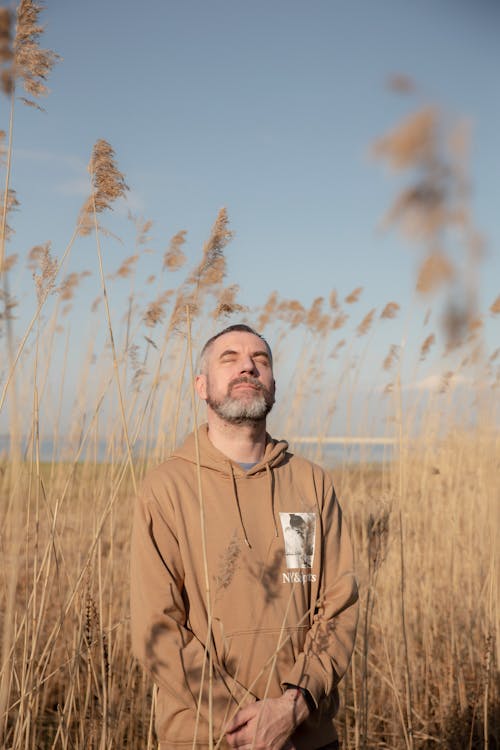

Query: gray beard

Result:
[206,376,275,425]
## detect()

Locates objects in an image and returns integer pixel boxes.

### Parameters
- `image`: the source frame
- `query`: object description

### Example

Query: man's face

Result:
[196,331,275,424]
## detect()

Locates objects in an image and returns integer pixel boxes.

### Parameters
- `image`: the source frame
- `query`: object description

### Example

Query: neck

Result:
[205,410,268,463]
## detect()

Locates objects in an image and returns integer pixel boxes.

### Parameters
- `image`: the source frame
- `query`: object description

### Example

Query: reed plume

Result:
[372,107,436,170]
[0,251,17,272]
[112,253,139,280]
[257,290,278,329]
[439,370,454,394]
[380,301,400,319]
[188,207,232,289]
[489,347,500,364]
[416,253,454,294]
[0,8,12,92]
[133,215,153,249]
[212,284,246,319]
[58,270,91,301]
[0,286,17,321]
[329,289,339,310]
[345,286,363,304]
[332,311,348,330]
[163,230,187,271]
[420,333,435,361]
[0,187,19,240]
[357,308,376,337]
[329,338,346,358]
[32,240,57,303]
[277,298,305,328]
[383,344,400,371]
[144,290,173,328]
[490,295,500,315]
[13,0,60,105]
[87,139,128,212]
[387,73,415,94]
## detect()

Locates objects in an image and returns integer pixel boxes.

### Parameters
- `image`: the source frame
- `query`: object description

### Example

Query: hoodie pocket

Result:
[221,626,309,699]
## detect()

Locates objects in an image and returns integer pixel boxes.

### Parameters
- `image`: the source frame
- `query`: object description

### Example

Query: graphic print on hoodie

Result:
[279,512,316,568]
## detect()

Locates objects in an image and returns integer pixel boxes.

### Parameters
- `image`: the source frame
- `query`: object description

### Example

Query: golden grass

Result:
[0,8,498,743]
[0,426,497,748]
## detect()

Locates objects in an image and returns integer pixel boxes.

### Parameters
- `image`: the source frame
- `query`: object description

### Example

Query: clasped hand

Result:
[225,691,309,750]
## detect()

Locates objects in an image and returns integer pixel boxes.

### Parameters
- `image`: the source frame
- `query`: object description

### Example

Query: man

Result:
[131,324,358,750]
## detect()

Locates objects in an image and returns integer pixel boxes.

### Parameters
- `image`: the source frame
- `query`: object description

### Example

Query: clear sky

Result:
[2,0,500,437]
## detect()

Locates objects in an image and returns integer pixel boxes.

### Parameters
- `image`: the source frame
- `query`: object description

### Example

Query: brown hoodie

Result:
[131,424,358,749]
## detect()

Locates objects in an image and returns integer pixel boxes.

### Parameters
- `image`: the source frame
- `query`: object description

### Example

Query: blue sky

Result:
[2,0,499,436]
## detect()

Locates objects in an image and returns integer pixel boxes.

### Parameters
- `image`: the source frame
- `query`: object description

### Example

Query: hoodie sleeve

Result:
[130,474,256,729]
[280,482,359,707]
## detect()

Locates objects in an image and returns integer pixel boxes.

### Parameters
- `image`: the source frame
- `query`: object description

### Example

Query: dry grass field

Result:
[0,2,499,748]
[0,423,498,748]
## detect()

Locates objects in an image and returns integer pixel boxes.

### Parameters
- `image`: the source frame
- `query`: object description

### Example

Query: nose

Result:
[239,355,258,375]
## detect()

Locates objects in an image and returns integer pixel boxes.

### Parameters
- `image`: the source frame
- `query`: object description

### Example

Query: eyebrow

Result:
[218,348,270,360]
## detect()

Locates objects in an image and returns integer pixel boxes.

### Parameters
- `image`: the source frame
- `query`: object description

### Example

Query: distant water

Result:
[0,434,394,466]
[289,441,395,467]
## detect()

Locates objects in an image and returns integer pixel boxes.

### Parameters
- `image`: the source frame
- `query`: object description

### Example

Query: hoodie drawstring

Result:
[229,461,279,548]
[265,463,279,538]
[229,462,252,548]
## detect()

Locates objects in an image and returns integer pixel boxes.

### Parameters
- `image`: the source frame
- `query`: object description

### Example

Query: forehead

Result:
[210,331,269,358]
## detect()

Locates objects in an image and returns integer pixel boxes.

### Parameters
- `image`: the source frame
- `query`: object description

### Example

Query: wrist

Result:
[282,686,313,724]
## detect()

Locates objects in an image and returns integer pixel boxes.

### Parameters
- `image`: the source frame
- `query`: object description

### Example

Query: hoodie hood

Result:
[172,423,289,547]
[172,422,289,475]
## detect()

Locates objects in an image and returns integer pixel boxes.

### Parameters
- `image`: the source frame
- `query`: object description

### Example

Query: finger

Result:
[226,705,257,733]
[225,716,248,735]
[225,725,251,748]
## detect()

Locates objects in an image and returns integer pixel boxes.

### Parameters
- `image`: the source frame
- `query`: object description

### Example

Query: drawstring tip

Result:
[244,538,252,548]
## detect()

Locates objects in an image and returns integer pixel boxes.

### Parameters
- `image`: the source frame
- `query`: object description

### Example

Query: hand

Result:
[225,691,309,749]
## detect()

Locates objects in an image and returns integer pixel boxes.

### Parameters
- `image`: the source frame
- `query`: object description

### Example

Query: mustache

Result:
[228,375,265,393]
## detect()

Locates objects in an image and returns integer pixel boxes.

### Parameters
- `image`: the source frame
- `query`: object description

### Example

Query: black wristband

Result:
[284,684,316,713]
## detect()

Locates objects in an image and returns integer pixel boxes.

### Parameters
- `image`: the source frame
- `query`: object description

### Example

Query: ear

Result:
[195,373,207,400]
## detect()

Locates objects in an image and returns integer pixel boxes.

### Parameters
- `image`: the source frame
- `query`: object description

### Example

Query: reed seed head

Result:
[1,252,17,272]
[372,107,437,170]
[32,240,57,303]
[277,298,305,328]
[113,254,139,280]
[214,532,241,591]
[387,73,415,94]
[383,344,400,371]
[332,312,348,330]
[416,253,454,294]
[0,8,12,63]
[489,295,500,315]
[329,289,339,310]
[58,270,90,301]
[439,370,454,394]
[79,140,128,234]
[329,338,346,359]
[345,287,363,304]
[163,230,187,271]
[257,290,278,330]
[380,301,400,319]
[213,284,247,319]
[13,0,60,104]
[0,288,18,323]
[189,207,232,288]
[0,188,19,240]
[357,308,376,337]
[90,296,101,312]
[420,333,435,361]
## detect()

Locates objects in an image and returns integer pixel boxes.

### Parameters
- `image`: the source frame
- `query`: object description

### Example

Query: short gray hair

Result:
[199,324,273,374]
